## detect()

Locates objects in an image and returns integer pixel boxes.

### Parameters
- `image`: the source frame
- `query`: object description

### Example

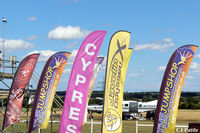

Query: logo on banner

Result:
[8,88,24,115]
[16,61,34,88]
[111,40,126,62]
[177,48,194,65]
[21,70,30,77]
[9,88,24,104]
[104,109,121,131]
[53,57,66,69]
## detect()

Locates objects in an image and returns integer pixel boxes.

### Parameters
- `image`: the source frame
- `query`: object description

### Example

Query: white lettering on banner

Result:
[176,127,189,132]
[71,90,83,104]
[66,43,98,132]
[81,58,92,71]
[75,74,86,86]
[69,107,80,120]
[9,88,24,114]
[66,125,77,133]
[85,43,96,56]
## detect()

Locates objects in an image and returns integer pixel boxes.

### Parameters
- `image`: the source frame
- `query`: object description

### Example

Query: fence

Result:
[136,120,188,133]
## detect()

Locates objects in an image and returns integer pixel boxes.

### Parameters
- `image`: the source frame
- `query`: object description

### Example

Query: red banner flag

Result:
[2,53,40,131]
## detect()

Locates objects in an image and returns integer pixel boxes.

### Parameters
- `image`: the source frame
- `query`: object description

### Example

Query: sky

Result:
[0,0,200,92]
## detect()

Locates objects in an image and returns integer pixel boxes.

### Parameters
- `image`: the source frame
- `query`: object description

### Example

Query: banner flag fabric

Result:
[29,52,71,132]
[87,57,104,101]
[83,57,104,123]
[2,54,40,131]
[59,30,106,133]
[123,48,133,84]
[101,31,131,133]
[153,45,198,133]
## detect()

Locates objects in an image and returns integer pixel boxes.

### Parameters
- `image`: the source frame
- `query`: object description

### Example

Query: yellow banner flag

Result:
[101,31,132,133]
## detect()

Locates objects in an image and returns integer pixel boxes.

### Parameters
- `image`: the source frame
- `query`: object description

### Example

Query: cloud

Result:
[189,62,200,73]
[190,62,199,69]
[157,66,166,72]
[157,62,200,80]
[186,75,194,79]
[48,25,91,40]
[140,69,145,72]
[27,50,56,62]
[27,35,38,40]
[196,54,200,58]
[181,62,200,79]
[0,38,35,53]
[187,62,200,79]
[63,68,71,74]
[127,69,145,77]
[128,73,139,77]
[27,17,37,21]
[163,38,173,42]
[133,38,174,52]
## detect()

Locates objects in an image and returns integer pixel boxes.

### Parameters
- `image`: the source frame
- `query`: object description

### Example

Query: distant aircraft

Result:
[87,100,157,120]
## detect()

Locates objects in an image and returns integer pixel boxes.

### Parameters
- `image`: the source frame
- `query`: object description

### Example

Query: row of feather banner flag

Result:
[1,30,198,133]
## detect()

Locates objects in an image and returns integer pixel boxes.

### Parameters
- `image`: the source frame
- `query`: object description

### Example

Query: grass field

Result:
[1,109,200,133]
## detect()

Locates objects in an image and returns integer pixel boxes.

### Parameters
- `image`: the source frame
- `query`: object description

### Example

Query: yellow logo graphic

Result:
[104,109,121,131]
[178,51,193,65]
[53,57,66,69]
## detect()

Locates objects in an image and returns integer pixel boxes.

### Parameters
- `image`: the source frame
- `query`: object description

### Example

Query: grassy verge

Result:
[0,109,200,133]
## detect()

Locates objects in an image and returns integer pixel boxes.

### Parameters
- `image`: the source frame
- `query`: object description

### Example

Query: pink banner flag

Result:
[59,30,106,133]
[2,54,40,130]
